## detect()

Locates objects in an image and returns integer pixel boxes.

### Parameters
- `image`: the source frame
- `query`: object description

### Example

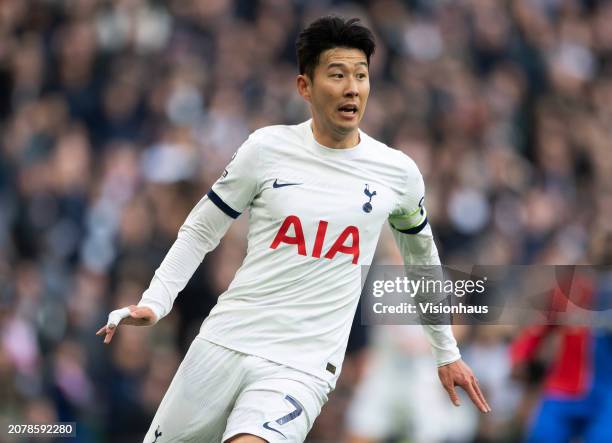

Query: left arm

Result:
[389,163,491,413]
[391,224,491,413]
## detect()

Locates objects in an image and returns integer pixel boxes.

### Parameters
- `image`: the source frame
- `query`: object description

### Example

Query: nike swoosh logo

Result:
[261,394,303,439]
[263,421,286,439]
[273,179,302,188]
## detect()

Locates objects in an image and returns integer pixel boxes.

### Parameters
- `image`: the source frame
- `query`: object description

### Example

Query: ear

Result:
[296,74,312,103]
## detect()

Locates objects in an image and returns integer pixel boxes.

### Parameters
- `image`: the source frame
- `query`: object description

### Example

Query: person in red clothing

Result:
[511,268,612,443]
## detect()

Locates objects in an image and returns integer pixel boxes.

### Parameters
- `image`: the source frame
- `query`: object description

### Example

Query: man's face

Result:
[299,47,370,138]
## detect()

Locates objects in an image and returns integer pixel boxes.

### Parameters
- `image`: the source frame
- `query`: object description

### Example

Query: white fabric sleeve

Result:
[391,225,461,366]
[208,134,261,217]
[388,158,428,235]
[137,195,234,322]
[389,157,461,367]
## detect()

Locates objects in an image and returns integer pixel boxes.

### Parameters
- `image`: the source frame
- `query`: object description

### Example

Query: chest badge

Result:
[362,184,377,213]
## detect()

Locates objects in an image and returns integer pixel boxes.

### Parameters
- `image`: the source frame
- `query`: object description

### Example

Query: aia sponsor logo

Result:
[270,215,360,264]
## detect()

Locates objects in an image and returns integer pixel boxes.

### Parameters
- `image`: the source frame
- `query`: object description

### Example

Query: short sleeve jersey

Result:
[200,120,428,387]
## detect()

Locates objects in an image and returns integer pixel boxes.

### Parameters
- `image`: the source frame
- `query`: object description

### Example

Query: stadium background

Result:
[1,0,611,442]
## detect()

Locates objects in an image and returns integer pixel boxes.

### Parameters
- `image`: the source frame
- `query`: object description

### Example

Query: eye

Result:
[357,73,368,79]
[331,73,343,78]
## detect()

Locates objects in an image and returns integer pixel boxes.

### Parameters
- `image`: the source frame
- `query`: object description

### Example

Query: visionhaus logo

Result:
[371,300,490,316]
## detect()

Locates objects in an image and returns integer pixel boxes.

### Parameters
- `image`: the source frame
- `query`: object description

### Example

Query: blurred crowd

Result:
[1,0,611,442]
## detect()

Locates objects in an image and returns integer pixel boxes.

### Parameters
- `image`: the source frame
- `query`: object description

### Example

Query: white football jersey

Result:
[198,120,432,386]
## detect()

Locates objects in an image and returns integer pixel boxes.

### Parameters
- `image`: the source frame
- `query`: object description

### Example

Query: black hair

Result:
[296,16,376,80]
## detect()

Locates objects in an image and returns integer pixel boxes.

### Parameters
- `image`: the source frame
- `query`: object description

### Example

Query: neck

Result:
[310,117,360,149]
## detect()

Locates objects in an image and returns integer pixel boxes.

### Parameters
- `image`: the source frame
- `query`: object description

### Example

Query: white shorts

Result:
[142,337,330,443]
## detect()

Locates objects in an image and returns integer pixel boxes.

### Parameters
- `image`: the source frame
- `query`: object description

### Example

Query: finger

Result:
[444,384,460,407]
[104,326,116,344]
[96,326,106,336]
[462,380,488,413]
[469,377,490,412]
[473,378,491,412]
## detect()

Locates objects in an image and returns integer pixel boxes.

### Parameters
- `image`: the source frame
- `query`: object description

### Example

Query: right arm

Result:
[96,198,233,343]
[137,196,235,321]
[97,134,262,343]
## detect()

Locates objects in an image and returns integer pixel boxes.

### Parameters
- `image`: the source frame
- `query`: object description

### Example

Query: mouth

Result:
[337,104,358,119]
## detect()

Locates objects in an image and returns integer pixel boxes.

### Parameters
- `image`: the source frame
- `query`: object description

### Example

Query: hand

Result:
[96,305,157,345]
[438,359,491,413]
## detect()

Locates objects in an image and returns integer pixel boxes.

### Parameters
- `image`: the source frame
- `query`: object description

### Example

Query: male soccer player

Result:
[97,16,490,443]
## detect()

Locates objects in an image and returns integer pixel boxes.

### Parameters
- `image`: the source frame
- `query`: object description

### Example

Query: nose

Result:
[344,77,359,97]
